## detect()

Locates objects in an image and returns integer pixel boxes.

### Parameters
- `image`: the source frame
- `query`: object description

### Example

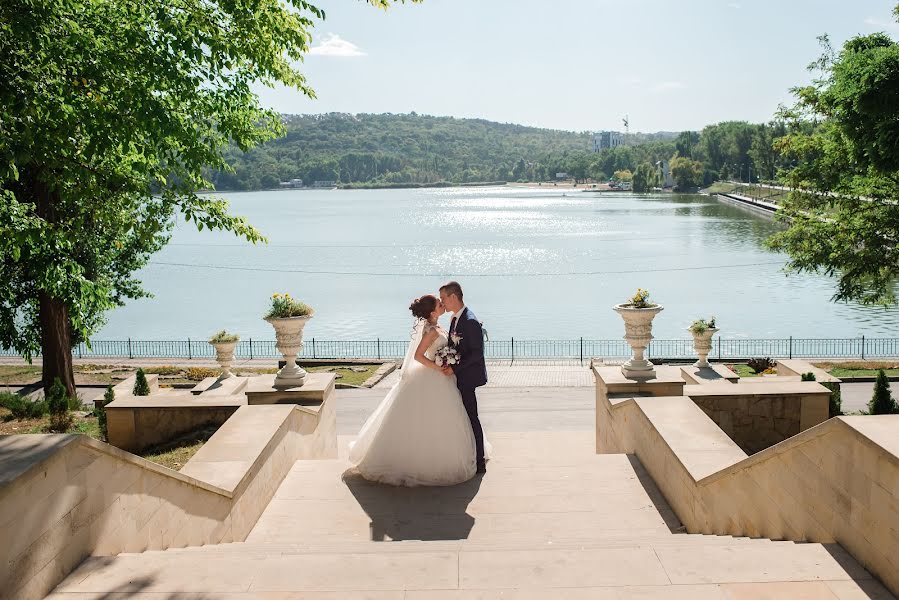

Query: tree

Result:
[632,163,657,193]
[767,9,899,305]
[868,369,897,414]
[133,368,150,397]
[0,0,416,396]
[46,377,72,432]
[669,156,704,190]
[675,131,699,158]
[612,169,633,183]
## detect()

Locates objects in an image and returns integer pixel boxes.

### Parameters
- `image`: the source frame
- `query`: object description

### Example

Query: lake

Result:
[97,186,899,342]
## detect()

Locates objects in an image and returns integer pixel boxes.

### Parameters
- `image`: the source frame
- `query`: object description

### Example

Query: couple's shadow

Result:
[342,470,483,541]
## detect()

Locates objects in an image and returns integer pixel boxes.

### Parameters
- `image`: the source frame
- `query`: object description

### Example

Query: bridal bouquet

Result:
[434,346,460,368]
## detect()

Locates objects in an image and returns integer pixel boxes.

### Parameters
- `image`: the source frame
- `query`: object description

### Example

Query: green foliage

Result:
[801,372,817,381]
[209,330,240,344]
[868,369,898,414]
[669,156,704,190]
[626,288,655,309]
[0,391,48,420]
[265,293,313,318]
[821,381,842,417]
[46,377,73,431]
[689,316,717,335]
[612,169,634,183]
[98,385,114,441]
[747,357,776,374]
[768,14,899,306]
[632,164,657,193]
[0,0,416,388]
[133,369,150,396]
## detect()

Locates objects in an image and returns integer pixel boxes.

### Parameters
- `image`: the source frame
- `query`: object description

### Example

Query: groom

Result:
[439,281,487,474]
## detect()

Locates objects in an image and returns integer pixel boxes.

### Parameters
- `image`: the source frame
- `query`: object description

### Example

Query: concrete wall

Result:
[0,391,337,600]
[684,382,830,454]
[596,382,899,597]
[106,401,240,453]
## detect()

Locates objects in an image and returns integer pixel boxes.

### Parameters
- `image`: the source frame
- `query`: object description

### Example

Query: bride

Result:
[348,294,478,486]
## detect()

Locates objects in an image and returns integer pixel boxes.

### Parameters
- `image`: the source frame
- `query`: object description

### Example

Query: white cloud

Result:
[652,81,686,93]
[727,3,741,8]
[864,17,899,30]
[309,34,366,57]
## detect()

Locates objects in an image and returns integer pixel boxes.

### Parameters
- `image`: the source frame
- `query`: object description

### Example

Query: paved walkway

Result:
[374,362,595,389]
[840,381,899,413]
[50,431,894,598]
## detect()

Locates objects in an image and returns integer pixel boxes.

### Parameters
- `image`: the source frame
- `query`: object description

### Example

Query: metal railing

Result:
[2,336,897,361]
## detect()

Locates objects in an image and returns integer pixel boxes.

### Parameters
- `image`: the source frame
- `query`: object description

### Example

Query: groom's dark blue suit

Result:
[449,307,487,470]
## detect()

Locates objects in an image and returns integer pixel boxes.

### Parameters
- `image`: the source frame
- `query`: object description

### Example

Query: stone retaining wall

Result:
[595,375,899,597]
[0,387,336,600]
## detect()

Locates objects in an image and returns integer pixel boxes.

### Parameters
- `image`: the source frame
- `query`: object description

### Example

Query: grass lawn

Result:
[0,362,383,387]
[0,409,102,439]
[727,364,759,378]
[139,426,218,470]
[0,406,211,470]
[811,361,899,378]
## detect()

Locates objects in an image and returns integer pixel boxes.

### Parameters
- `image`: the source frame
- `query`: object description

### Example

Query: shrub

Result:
[46,377,73,432]
[747,357,776,374]
[801,372,816,381]
[265,293,313,319]
[689,316,717,335]
[209,330,240,343]
[186,366,219,381]
[133,368,150,396]
[823,381,842,417]
[143,365,183,376]
[624,288,656,309]
[0,391,48,420]
[868,369,897,415]
[98,385,114,441]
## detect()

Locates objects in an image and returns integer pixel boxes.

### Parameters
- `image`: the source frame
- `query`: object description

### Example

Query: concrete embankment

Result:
[715,192,779,217]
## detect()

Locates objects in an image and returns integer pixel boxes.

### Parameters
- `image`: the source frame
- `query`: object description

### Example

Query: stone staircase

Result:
[48,432,894,598]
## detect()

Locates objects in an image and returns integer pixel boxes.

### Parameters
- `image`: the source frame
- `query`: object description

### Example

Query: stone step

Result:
[53,540,878,597]
[123,534,778,558]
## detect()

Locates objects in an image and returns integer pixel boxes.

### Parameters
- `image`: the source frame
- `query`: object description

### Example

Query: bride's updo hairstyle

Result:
[409,294,438,321]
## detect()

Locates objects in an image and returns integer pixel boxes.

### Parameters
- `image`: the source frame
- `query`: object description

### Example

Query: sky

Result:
[256,0,899,133]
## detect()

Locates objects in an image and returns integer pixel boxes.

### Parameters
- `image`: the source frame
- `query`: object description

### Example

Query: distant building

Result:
[312,180,337,188]
[592,131,623,152]
[555,172,569,180]
[279,178,304,189]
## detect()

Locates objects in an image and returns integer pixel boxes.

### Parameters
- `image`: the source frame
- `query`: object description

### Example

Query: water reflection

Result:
[99,188,899,340]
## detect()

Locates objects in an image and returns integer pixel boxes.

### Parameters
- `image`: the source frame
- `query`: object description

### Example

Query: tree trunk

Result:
[39,294,76,398]
[31,176,77,398]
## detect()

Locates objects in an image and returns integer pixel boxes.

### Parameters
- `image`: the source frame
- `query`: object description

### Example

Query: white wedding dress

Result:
[348,322,478,486]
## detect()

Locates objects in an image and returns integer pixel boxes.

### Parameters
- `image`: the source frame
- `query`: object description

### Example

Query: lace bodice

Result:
[423,324,448,360]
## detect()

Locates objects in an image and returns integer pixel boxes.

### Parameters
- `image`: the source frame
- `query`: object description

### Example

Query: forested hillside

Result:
[211,113,675,189]
[211,112,788,191]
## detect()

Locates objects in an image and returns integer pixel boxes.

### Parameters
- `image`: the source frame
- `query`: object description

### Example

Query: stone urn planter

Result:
[690,327,719,368]
[209,340,239,379]
[265,315,313,385]
[613,303,664,379]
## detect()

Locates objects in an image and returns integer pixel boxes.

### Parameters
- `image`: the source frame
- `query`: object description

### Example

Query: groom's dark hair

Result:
[439,281,463,301]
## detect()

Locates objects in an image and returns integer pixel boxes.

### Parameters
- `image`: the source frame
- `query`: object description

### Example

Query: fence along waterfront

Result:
[2,337,897,361]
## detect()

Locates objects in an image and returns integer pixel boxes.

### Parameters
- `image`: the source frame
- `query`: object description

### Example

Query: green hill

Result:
[211,113,675,190]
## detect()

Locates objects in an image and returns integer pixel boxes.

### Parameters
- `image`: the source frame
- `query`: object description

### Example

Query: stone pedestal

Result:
[245,373,335,406]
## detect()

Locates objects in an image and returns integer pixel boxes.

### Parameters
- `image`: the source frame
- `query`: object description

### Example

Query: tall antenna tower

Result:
[622,115,630,146]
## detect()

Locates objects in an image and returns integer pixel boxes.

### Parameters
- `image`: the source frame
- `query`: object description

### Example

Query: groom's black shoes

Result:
[476,462,487,474]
